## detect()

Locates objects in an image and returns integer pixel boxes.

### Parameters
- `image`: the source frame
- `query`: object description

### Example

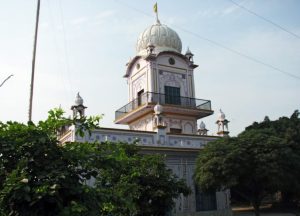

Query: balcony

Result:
[115,92,212,121]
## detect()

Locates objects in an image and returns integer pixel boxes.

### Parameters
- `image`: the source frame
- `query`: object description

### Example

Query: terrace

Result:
[115,91,212,121]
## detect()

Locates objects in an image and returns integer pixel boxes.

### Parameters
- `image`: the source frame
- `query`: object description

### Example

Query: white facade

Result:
[127,53,195,101]
[126,53,198,133]
[60,127,231,215]
[115,19,214,136]
[61,17,231,216]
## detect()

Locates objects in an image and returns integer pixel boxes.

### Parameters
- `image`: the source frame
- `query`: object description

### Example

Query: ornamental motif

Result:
[132,73,146,99]
[159,71,188,96]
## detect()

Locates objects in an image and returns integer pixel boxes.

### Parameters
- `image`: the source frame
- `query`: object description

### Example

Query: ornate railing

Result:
[115,92,211,120]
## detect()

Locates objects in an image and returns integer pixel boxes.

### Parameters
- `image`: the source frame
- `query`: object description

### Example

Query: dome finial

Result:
[75,92,84,106]
[198,121,208,135]
[186,46,192,55]
[216,109,229,137]
[199,121,206,130]
[153,3,160,25]
[71,92,87,118]
[218,109,225,120]
[154,102,163,115]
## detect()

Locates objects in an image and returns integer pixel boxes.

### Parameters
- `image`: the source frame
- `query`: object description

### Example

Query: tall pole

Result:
[154,3,160,24]
[29,0,40,121]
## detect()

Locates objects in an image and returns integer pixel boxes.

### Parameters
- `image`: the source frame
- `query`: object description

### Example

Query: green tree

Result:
[247,110,300,206]
[195,110,300,216]
[0,109,189,215]
[0,109,102,216]
[64,141,190,216]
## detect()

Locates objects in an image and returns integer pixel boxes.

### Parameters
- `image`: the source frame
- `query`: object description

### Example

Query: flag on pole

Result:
[153,3,158,13]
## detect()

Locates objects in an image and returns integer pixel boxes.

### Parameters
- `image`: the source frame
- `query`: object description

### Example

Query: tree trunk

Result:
[252,201,260,216]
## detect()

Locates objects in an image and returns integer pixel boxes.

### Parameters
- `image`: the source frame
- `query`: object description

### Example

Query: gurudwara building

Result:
[60,14,231,216]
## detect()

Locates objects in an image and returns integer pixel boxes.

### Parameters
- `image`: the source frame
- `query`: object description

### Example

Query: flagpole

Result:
[29,0,40,122]
[154,3,160,24]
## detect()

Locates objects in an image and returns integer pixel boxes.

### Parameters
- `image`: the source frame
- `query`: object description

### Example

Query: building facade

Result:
[60,16,231,216]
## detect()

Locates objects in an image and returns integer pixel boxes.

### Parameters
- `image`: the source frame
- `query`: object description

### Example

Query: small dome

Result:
[185,47,193,55]
[154,103,163,115]
[199,121,206,130]
[218,109,226,120]
[136,22,182,56]
[75,92,83,106]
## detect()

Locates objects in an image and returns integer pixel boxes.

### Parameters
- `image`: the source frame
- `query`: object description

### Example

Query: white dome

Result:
[185,47,192,55]
[218,109,226,120]
[75,92,83,106]
[199,121,206,130]
[136,23,182,56]
[154,103,163,115]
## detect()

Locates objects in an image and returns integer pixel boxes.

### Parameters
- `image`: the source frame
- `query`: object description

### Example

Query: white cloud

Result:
[70,17,89,26]
[93,10,116,25]
[95,10,115,19]
[195,0,249,18]
[221,0,253,16]
[195,9,217,18]
[165,16,187,26]
[222,4,239,15]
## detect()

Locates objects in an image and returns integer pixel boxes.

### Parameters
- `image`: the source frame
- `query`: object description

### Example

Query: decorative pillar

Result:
[185,47,194,63]
[153,103,167,145]
[71,92,87,118]
[198,121,208,135]
[216,109,229,137]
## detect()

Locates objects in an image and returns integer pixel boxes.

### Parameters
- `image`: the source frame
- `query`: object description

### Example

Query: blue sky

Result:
[0,0,299,135]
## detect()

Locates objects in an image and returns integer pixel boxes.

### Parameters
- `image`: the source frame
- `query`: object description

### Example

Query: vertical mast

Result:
[153,3,160,24]
[28,0,40,121]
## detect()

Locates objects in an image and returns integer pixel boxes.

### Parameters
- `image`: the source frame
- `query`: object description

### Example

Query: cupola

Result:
[216,109,229,137]
[71,92,87,118]
[136,22,182,56]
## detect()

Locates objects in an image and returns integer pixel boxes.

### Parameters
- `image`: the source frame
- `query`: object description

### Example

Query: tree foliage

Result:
[66,141,190,216]
[195,110,300,216]
[0,108,189,216]
[247,110,300,204]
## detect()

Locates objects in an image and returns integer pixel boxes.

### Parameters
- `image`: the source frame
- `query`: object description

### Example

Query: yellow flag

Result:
[153,3,158,13]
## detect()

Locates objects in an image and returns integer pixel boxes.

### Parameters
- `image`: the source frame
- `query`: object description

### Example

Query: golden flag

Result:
[153,3,158,13]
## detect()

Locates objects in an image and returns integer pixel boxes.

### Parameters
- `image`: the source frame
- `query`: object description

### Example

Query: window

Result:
[170,128,182,134]
[137,89,144,106]
[195,184,217,211]
[168,57,175,65]
[165,86,181,105]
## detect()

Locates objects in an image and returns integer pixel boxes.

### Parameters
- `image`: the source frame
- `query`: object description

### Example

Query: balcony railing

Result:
[115,92,212,120]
